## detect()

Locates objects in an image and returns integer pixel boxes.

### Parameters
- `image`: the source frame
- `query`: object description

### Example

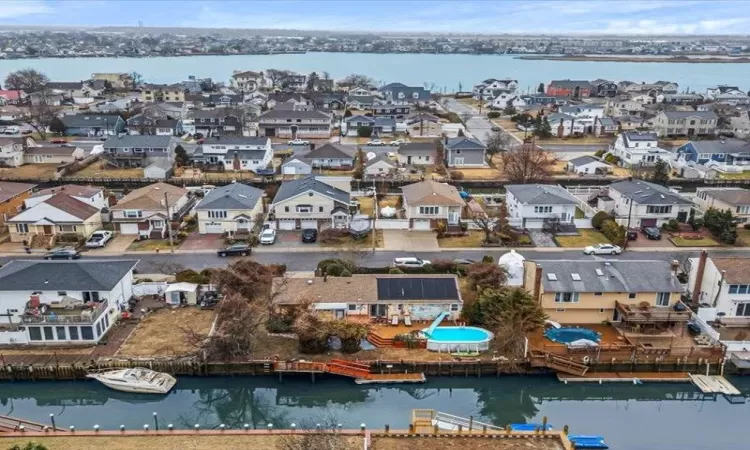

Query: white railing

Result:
[432,411,503,432]
[691,312,721,343]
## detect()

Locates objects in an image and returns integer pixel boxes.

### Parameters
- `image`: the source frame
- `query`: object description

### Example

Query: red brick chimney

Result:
[691,250,709,305]
[533,265,544,304]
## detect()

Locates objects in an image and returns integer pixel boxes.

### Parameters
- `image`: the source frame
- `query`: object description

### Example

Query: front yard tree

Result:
[651,159,670,185]
[481,288,547,359]
[340,73,374,89]
[534,117,552,139]
[49,117,66,135]
[22,102,57,141]
[703,207,738,244]
[500,142,557,183]
[4,68,48,92]
[503,104,517,116]
[306,71,319,91]
[174,145,189,167]
[486,130,514,160]
[266,69,293,89]
[537,83,545,93]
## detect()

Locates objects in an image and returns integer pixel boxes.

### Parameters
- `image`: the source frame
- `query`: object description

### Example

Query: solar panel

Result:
[376,277,458,301]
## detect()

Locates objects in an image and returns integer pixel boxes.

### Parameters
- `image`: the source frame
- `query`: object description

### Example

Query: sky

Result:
[2,0,750,35]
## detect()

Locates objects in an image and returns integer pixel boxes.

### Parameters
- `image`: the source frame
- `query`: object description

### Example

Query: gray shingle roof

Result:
[688,139,750,155]
[609,179,692,205]
[506,184,577,205]
[569,156,603,166]
[305,143,354,159]
[399,142,437,156]
[549,80,595,90]
[538,260,683,293]
[365,153,396,168]
[273,175,349,206]
[60,114,121,128]
[661,111,718,119]
[202,137,269,146]
[258,109,330,121]
[622,131,658,143]
[445,136,486,151]
[103,135,175,149]
[699,188,750,206]
[196,183,263,210]
[0,260,138,291]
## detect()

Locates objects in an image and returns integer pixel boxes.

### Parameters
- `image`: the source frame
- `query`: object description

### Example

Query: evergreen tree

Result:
[537,83,545,94]
[651,159,670,185]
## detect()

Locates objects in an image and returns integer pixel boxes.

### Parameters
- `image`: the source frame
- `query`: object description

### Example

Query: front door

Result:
[407,156,412,164]
[43,225,53,235]
[448,210,459,224]
[335,309,346,319]
[369,304,387,318]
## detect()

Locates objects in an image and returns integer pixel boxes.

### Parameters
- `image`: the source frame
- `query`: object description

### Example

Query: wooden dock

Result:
[354,373,426,384]
[558,372,691,384]
[273,359,426,384]
[689,374,741,395]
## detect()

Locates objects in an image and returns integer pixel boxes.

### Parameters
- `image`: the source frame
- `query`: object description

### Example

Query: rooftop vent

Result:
[547,273,557,281]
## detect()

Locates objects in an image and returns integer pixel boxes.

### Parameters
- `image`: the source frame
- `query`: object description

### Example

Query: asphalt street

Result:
[1,248,732,273]
[538,144,608,152]
[443,98,494,144]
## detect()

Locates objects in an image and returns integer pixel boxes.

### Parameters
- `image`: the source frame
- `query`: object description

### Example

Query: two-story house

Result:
[651,111,718,137]
[676,139,750,170]
[695,188,750,222]
[140,84,187,103]
[195,183,264,235]
[558,105,605,134]
[607,179,693,227]
[269,175,350,230]
[609,131,672,168]
[193,136,273,172]
[401,180,465,230]
[8,193,102,243]
[689,254,750,328]
[304,143,355,169]
[444,136,487,167]
[102,135,178,168]
[519,94,561,107]
[230,70,267,92]
[192,108,244,137]
[59,114,126,137]
[590,79,618,97]
[728,111,750,138]
[110,182,193,238]
[488,93,527,110]
[546,80,594,98]
[546,113,585,137]
[0,181,36,226]
[372,102,411,120]
[347,95,376,110]
[257,109,332,139]
[505,184,577,229]
[0,259,137,345]
[0,137,27,167]
[706,85,750,105]
[398,142,437,166]
[379,83,431,104]
[344,115,395,136]
[524,259,684,324]
[656,93,704,105]
[127,114,182,136]
[473,78,519,101]
[91,72,133,89]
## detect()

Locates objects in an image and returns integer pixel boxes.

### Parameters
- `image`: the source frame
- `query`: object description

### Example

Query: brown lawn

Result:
[372,436,566,450]
[0,164,59,180]
[117,308,215,357]
[438,231,485,248]
[71,162,143,179]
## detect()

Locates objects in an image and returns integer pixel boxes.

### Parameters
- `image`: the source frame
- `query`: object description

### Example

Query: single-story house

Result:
[398,142,437,166]
[8,193,103,243]
[23,145,85,165]
[305,143,354,168]
[566,156,611,175]
[195,183,264,235]
[345,115,396,136]
[25,184,106,210]
[281,158,313,176]
[444,136,487,167]
[364,153,397,177]
[59,114,126,137]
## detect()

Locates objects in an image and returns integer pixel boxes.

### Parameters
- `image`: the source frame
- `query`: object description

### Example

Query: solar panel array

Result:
[376,277,458,301]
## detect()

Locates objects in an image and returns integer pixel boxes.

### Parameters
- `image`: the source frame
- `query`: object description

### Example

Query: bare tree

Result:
[266,69,293,89]
[279,418,358,450]
[486,130,515,161]
[500,141,557,183]
[4,68,49,92]
[21,102,58,141]
[339,74,374,89]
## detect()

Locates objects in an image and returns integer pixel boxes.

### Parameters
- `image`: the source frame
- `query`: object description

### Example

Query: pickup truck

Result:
[85,231,113,248]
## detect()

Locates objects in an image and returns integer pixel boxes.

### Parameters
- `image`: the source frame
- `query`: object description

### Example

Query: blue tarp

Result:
[569,435,609,449]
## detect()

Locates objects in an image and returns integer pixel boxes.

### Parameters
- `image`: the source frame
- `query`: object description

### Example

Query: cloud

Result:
[0,0,53,19]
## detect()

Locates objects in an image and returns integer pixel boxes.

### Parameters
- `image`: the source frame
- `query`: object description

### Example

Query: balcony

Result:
[21,300,108,324]
[615,301,691,324]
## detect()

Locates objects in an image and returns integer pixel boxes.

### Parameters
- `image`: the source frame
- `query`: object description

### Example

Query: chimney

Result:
[532,265,543,304]
[691,250,708,305]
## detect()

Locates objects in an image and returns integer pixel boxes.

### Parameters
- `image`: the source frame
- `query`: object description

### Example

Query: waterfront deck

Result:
[558,372,691,383]
[689,374,741,395]
[273,359,427,384]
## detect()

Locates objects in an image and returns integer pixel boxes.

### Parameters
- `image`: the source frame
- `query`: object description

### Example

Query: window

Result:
[594,292,603,296]
[15,223,28,233]
[28,327,42,341]
[284,206,289,212]
[58,225,77,232]
[729,285,739,294]
[451,304,459,311]
[296,205,313,213]
[534,206,553,214]
[419,206,439,215]
[96,322,101,337]
[740,285,749,294]
[318,206,324,213]
[554,292,579,303]
[656,292,671,307]
[57,291,67,296]
[43,326,54,340]
[124,210,142,218]
[736,303,750,317]
[348,304,357,311]
[56,326,66,340]
[83,291,100,302]
[599,308,606,313]
[646,205,672,214]
[208,210,227,219]
[737,206,750,214]
[69,326,79,340]
[81,326,94,340]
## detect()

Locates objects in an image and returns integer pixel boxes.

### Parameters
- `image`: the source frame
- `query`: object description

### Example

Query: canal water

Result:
[0,375,746,450]
[0,53,746,93]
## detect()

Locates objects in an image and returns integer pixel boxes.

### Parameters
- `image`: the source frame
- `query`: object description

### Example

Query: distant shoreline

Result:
[516,55,750,64]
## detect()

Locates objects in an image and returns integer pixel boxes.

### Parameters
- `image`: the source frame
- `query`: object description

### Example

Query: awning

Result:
[314,302,348,310]
[165,282,199,293]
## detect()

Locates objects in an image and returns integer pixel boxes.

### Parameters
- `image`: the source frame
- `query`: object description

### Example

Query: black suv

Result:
[642,226,662,240]
[301,228,318,243]
[43,247,81,260]
[217,243,251,257]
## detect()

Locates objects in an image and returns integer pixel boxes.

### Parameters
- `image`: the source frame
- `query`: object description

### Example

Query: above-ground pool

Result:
[544,327,601,344]
[423,326,493,352]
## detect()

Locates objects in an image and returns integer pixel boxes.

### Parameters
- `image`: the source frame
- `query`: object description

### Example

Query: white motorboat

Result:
[86,368,176,394]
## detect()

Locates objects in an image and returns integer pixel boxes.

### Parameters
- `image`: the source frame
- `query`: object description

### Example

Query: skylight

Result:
[571,273,581,281]
[595,268,604,276]
[547,273,557,281]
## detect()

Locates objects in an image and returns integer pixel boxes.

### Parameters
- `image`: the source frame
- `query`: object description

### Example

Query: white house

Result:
[8,193,103,243]
[546,113,585,137]
[689,255,750,323]
[558,105,605,133]
[195,183,264,235]
[607,179,693,227]
[706,85,750,105]
[609,131,672,168]
[505,184,578,229]
[488,93,527,110]
[196,136,273,172]
[25,185,106,210]
[364,154,397,177]
[0,259,137,345]
[566,156,611,175]
[269,175,351,230]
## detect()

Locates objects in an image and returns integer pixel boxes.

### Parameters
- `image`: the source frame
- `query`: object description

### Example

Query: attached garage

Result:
[301,220,318,230]
[278,220,296,231]
[119,223,139,235]
[202,222,224,234]
[640,218,657,227]
[412,220,431,231]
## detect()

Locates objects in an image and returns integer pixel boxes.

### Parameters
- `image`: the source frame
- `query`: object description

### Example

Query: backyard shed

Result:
[165,282,199,305]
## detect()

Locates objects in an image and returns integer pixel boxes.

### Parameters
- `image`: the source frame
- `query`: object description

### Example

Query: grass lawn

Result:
[118,308,216,357]
[555,229,611,248]
[457,167,503,180]
[0,164,59,180]
[737,228,750,245]
[127,239,175,251]
[355,196,376,217]
[324,230,383,248]
[378,195,401,210]
[438,231,485,248]
[71,163,143,179]
[718,171,750,180]
[671,235,722,247]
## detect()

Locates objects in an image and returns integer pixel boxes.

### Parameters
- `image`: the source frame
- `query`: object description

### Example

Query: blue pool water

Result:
[545,327,601,344]
[426,326,492,342]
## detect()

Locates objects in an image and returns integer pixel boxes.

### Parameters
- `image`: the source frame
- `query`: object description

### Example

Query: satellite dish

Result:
[366,152,377,161]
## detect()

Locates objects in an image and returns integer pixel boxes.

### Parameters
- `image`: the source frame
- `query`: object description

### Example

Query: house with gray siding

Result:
[651,111,718,137]
[345,115,395,136]
[60,114,125,137]
[378,83,431,104]
[102,135,178,168]
[444,136,487,167]
[304,143,355,168]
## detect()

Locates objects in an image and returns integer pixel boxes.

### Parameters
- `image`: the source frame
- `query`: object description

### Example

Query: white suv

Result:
[392,257,432,268]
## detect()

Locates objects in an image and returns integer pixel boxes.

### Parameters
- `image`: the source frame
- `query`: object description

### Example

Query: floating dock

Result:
[688,374,741,395]
[273,359,426,384]
[558,372,691,384]
[354,373,426,384]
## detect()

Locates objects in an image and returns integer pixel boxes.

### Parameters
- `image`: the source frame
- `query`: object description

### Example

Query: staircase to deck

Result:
[327,359,372,378]
[367,332,394,348]
[530,351,589,377]
[273,359,426,384]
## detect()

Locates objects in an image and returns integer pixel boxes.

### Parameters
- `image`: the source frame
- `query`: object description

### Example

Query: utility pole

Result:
[624,195,634,250]
[164,192,175,253]
[371,178,377,251]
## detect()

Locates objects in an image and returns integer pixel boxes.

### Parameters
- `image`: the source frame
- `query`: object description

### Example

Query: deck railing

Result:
[21,301,108,324]
[615,301,692,323]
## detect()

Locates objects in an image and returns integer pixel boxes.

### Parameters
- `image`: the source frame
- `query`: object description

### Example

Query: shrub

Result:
[340,269,352,277]
[176,269,210,284]
[434,221,447,237]
[431,258,456,273]
[691,218,705,231]
[388,267,404,274]
[266,315,294,333]
[435,164,448,175]
[663,219,680,232]
[357,126,373,138]
[450,170,464,180]
[600,220,626,246]
[482,255,494,264]
[592,211,612,230]
[594,149,605,157]
[487,111,501,119]
[324,262,346,276]
[744,223,750,230]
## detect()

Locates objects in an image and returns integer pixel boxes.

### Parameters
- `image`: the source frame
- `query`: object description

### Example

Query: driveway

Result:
[626,233,674,249]
[180,233,223,251]
[382,230,438,251]
[528,230,558,248]
[85,235,135,255]
[444,98,494,144]
[275,230,320,248]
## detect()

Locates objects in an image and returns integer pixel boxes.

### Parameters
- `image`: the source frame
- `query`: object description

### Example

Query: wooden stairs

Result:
[274,359,425,384]
[530,351,589,377]
[367,332,394,348]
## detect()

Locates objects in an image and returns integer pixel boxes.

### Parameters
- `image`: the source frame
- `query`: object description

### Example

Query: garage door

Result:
[278,220,296,231]
[203,222,224,234]
[119,223,139,235]
[301,220,318,230]
[413,220,431,231]
[282,166,296,175]
[640,218,657,227]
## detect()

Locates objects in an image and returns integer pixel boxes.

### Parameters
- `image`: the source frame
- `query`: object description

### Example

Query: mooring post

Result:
[469,416,473,431]
[49,414,56,430]
[153,412,159,431]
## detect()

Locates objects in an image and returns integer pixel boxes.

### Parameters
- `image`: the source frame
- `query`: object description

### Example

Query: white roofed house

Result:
[269,175,351,231]
[364,153,397,177]
[606,179,693,228]
[505,184,578,229]
[195,183,264,235]
[25,184,106,210]
[566,156,611,175]
[609,131,672,168]
[192,136,273,173]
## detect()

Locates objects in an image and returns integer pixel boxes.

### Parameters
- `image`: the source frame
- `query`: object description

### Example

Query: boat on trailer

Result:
[86,368,177,394]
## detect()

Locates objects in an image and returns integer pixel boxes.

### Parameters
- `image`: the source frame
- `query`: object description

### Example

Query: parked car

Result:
[43,247,81,260]
[85,230,113,248]
[391,138,410,145]
[4,126,19,135]
[392,257,432,268]
[259,229,277,245]
[491,126,501,132]
[301,228,318,243]
[452,258,475,265]
[582,243,622,255]
[288,139,310,146]
[217,243,251,257]
[627,229,638,241]
[50,138,67,144]
[367,139,385,146]
[642,227,662,240]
